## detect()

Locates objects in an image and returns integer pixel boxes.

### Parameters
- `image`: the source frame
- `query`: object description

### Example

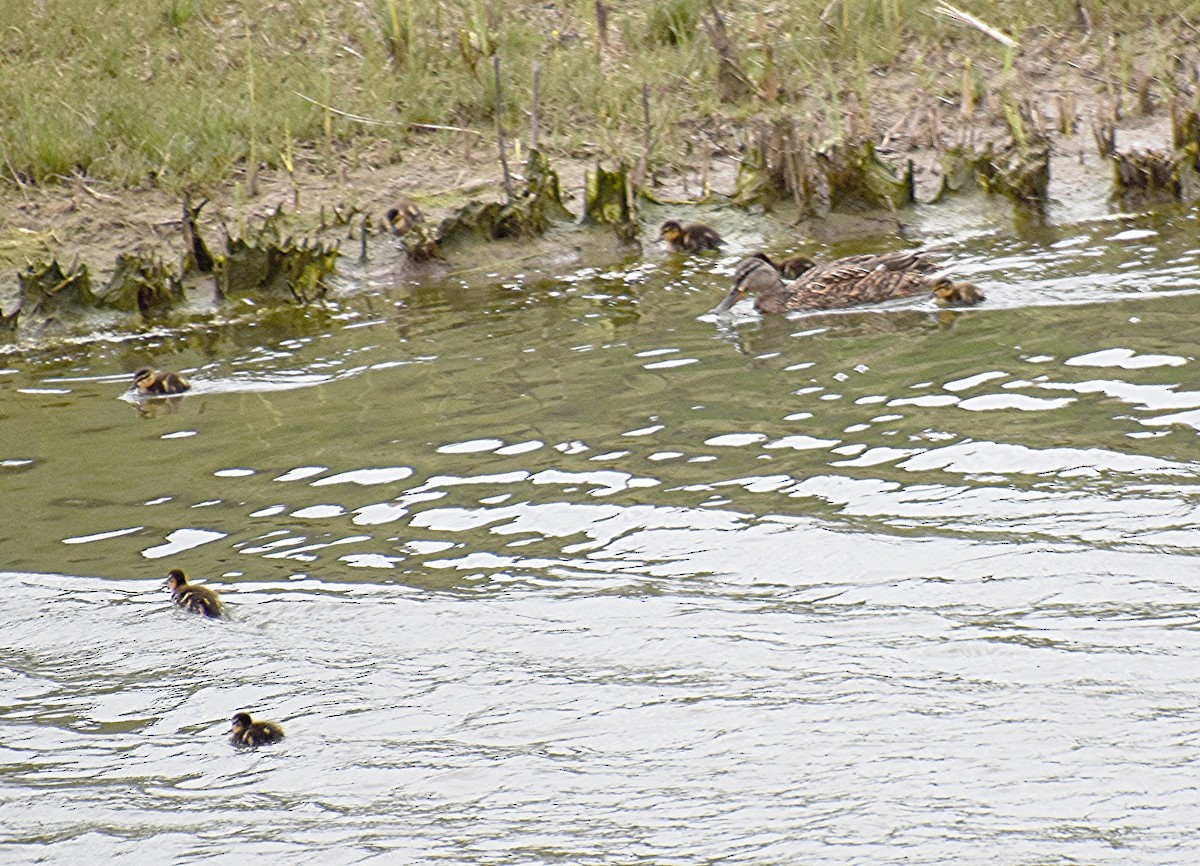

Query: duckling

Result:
[935,281,986,306]
[166,568,226,619]
[384,200,424,236]
[133,367,191,396]
[228,712,285,748]
[659,219,724,253]
[750,252,817,280]
[714,251,983,314]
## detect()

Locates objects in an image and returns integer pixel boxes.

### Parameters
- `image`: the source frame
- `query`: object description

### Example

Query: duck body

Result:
[134,367,191,396]
[229,712,285,748]
[660,220,724,253]
[166,569,226,619]
[716,252,983,314]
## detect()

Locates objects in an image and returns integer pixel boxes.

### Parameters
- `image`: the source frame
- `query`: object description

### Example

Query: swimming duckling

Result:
[228,712,285,748]
[750,252,817,280]
[384,200,424,236]
[935,281,986,306]
[659,220,724,253]
[133,367,191,396]
[166,569,226,619]
[715,252,983,314]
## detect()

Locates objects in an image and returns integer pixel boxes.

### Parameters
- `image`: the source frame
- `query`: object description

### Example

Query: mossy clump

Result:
[818,140,914,211]
[417,150,574,257]
[215,215,338,303]
[97,254,185,318]
[17,259,98,323]
[583,162,638,242]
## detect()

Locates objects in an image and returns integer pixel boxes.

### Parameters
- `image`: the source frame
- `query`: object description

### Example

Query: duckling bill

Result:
[715,252,984,314]
[133,367,190,396]
[228,712,285,748]
[166,568,226,619]
[659,220,724,253]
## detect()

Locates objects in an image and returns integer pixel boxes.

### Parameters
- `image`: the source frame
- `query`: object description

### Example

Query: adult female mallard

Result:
[133,367,191,396]
[228,712,285,748]
[714,251,983,314]
[659,220,724,253]
[166,569,226,619]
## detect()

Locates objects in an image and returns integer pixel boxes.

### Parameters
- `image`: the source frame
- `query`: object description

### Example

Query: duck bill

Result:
[713,286,746,314]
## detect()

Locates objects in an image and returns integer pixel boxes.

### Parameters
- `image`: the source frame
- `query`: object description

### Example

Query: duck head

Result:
[133,367,154,391]
[713,256,785,314]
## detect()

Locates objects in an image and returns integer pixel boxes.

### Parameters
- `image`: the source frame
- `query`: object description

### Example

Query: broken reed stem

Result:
[530,62,540,152]
[493,55,515,202]
[245,25,259,197]
[935,2,1019,49]
[634,82,651,186]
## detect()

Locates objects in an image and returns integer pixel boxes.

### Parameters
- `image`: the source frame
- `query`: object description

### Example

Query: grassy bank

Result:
[0,0,1195,191]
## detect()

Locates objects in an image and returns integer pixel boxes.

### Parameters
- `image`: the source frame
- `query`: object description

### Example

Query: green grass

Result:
[0,0,1194,190]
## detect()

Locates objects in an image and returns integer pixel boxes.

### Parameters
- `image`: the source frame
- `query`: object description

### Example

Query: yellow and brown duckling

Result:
[714,251,984,314]
[133,367,191,396]
[750,252,817,280]
[659,219,725,253]
[228,712,285,748]
[384,200,424,236]
[935,280,986,306]
[166,568,226,619]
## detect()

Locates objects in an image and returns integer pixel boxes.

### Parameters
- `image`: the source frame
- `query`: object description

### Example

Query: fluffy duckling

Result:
[228,712,285,748]
[659,220,724,253]
[935,281,986,306]
[385,200,424,236]
[715,252,983,314]
[751,252,817,280]
[133,367,191,396]
[166,569,226,619]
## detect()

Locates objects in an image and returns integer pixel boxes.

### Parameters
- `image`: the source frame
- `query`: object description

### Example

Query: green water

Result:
[3,198,1200,863]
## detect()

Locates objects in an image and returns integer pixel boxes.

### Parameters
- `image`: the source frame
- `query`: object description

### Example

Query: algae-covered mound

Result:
[425,150,576,255]
[583,162,637,242]
[97,254,185,318]
[215,212,338,304]
[17,259,99,324]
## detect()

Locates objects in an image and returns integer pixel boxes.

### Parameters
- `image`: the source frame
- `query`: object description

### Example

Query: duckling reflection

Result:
[659,219,724,253]
[166,568,226,619]
[228,712,285,748]
[135,396,184,419]
[133,367,191,396]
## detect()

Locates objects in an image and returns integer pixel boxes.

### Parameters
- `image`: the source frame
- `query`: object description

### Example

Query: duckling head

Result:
[229,712,253,737]
[133,367,154,390]
[714,256,784,314]
[166,568,188,593]
[659,220,683,243]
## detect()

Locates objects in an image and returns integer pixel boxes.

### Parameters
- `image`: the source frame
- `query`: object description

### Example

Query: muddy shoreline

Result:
[0,23,1193,305]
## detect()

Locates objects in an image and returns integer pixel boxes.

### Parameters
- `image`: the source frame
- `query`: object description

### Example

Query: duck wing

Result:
[781,252,938,311]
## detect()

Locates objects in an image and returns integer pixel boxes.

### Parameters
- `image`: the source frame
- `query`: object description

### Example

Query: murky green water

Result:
[4,196,1200,863]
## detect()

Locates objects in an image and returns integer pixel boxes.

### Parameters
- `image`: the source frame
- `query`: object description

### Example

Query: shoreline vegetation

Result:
[2,0,1199,329]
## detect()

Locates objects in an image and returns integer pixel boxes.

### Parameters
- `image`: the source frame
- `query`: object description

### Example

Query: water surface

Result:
[3,198,1200,864]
